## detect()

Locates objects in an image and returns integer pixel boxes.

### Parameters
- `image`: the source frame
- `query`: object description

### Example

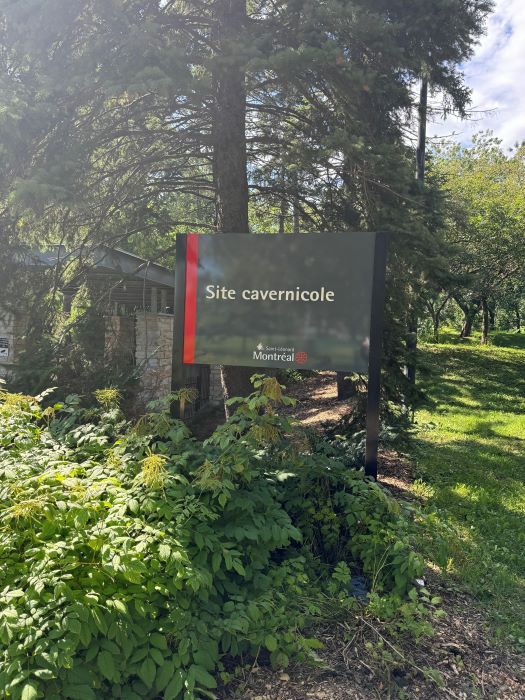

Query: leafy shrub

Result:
[0,378,424,699]
[279,441,423,595]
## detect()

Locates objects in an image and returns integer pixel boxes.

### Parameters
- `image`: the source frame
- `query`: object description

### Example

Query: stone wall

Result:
[2,307,223,411]
[134,313,223,410]
[0,312,27,380]
[135,312,174,406]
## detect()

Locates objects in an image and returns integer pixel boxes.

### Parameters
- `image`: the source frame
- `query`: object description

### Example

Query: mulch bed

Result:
[220,579,525,699]
[279,372,355,428]
[220,372,525,699]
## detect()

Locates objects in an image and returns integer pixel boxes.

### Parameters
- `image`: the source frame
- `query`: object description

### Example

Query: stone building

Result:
[0,246,220,412]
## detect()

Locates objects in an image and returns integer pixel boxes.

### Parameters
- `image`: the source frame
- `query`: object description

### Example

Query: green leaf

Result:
[159,544,171,560]
[211,552,221,572]
[122,690,142,700]
[264,634,277,652]
[138,658,156,689]
[193,649,215,671]
[100,640,119,655]
[129,647,148,664]
[123,570,143,584]
[232,560,245,576]
[65,666,93,685]
[302,638,325,650]
[270,650,289,669]
[21,683,38,700]
[85,642,99,663]
[164,670,184,700]
[66,617,81,635]
[62,685,96,700]
[91,609,108,635]
[5,589,25,599]
[195,691,217,700]
[111,599,128,615]
[97,651,116,681]
[191,665,217,689]
[79,624,91,647]
[32,669,55,680]
[127,499,140,514]
[156,660,175,692]
[150,632,168,650]
[150,648,165,667]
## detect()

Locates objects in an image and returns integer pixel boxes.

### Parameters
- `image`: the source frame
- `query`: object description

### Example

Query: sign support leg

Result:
[365,232,388,479]
[172,234,187,417]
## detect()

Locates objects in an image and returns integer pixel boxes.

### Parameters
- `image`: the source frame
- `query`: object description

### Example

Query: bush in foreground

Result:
[0,379,424,699]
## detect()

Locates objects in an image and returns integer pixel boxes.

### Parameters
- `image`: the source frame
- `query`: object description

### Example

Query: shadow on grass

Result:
[468,419,525,442]
[414,436,525,634]
[491,333,525,350]
[414,340,525,641]
[417,346,525,415]
[415,436,525,512]
[432,330,525,351]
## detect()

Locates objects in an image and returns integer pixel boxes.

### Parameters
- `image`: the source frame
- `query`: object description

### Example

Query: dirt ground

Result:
[220,372,525,700]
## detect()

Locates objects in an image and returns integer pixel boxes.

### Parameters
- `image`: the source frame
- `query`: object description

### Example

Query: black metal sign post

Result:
[364,232,389,480]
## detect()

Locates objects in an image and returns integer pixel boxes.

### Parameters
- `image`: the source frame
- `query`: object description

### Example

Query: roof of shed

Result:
[24,245,174,289]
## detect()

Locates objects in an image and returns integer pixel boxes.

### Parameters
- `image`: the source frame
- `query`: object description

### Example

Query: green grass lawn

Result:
[412,331,525,648]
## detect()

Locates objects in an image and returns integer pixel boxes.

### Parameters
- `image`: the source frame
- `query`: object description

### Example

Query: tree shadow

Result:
[467,419,525,442]
[414,436,525,603]
[491,333,525,350]
[415,341,525,636]
[418,347,525,415]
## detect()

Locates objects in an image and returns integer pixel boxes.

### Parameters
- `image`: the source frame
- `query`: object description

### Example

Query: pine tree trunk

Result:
[515,306,521,334]
[292,171,300,233]
[481,297,489,345]
[406,77,428,386]
[212,0,255,409]
[416,78,428,183]
[212,0,249,234]
[278,164,286,234]
[406,312,417,383]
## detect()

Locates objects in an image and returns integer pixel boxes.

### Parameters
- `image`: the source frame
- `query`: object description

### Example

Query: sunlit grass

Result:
[412,331,525,648]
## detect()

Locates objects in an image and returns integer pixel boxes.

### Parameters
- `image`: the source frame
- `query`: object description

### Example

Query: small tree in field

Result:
[431,134,525,343]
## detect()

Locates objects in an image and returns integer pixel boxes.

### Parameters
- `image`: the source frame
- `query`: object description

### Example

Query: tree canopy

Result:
[429,134,525,341]
[0,0,494,397]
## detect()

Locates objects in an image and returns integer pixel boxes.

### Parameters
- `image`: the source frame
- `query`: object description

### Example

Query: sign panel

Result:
[0,337,9,359]
[178,232,378,372]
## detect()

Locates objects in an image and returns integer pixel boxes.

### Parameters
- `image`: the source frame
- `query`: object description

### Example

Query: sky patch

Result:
[430,0,525,147]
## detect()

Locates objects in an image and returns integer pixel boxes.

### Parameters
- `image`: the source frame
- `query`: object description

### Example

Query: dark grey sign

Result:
[179,232,378,373]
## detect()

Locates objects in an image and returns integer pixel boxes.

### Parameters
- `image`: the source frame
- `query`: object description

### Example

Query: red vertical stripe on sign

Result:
[183,233,199,364]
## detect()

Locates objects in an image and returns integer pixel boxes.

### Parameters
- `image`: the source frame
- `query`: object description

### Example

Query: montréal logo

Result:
[253,343,307,364]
